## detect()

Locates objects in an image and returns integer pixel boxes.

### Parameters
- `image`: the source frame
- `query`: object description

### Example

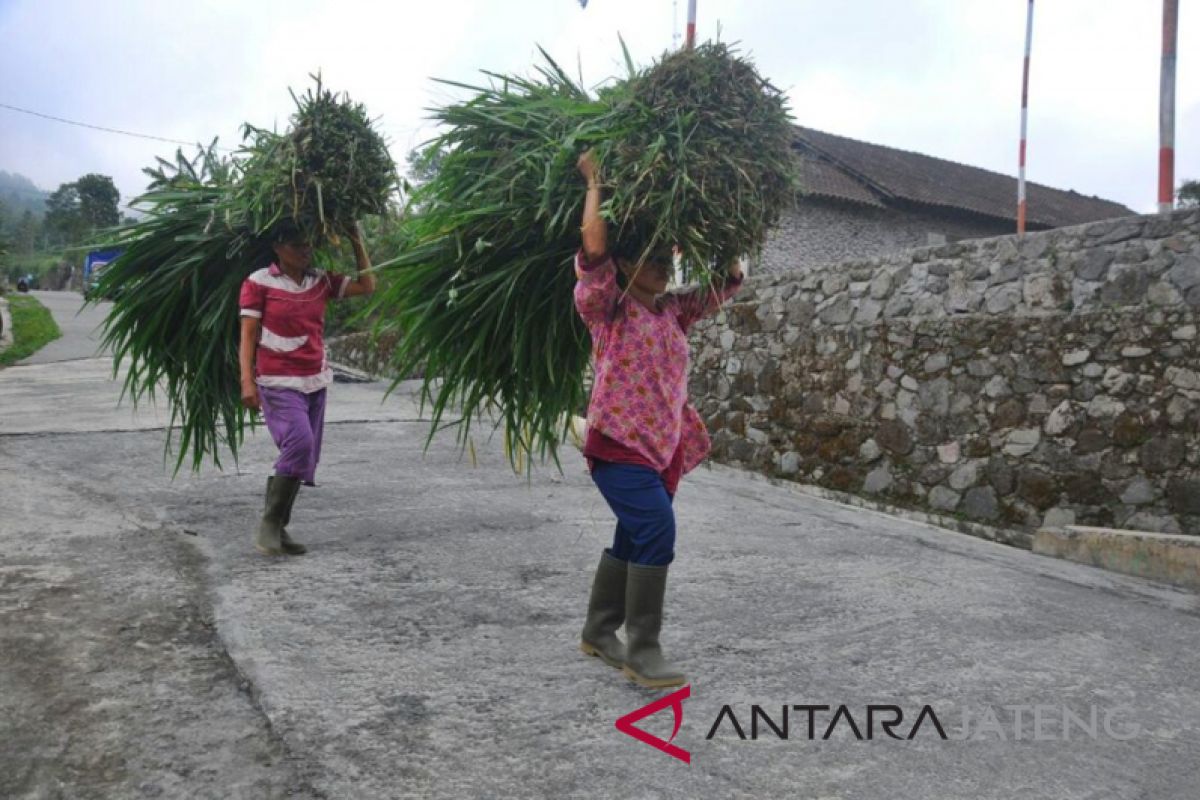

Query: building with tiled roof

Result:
[756,126,1135,274]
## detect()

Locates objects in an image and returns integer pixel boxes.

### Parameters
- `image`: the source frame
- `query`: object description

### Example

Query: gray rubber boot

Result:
[579,550,628,668]
[276,478,306,555]
[255,476,300,556]
[622,562,686,688]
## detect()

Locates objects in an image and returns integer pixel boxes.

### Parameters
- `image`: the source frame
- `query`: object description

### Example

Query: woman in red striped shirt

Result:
[238,220,375,556]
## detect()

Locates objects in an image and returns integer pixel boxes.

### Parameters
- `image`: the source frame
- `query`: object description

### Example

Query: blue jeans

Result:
[590,462,676,566]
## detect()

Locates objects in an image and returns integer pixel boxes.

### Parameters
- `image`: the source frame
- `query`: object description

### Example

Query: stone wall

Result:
[754,198,1014,275]
[326,331,417,379]
[691,209,1200,540]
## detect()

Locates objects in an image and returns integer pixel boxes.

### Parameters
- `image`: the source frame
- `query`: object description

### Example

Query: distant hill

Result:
[0,171,49,218]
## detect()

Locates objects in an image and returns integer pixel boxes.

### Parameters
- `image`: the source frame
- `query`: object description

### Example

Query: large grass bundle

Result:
[93,81,396,471]
[367,41,795,468]
[238,75,395,245]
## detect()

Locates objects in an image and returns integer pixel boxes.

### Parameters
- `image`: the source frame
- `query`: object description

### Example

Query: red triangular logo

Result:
[614,684,691,764]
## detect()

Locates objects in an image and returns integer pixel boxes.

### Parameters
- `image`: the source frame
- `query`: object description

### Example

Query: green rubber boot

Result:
[622,563,686,688]
[579,550,628,669]
[255,476,300,556]
[276,478,306,555]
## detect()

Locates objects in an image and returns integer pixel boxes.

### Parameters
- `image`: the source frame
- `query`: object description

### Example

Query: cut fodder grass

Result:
[367,40,796,470]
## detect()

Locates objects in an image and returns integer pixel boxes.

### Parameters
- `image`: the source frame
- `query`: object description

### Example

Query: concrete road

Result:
[3,296,1200,799]
[19,290,111,365]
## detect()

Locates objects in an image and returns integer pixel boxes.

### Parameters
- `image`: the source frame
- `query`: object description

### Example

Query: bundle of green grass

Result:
[366,41,795,468]
[93,78,396,471]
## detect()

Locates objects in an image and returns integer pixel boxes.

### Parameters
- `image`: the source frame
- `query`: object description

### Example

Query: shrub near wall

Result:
[691,209,1200,542]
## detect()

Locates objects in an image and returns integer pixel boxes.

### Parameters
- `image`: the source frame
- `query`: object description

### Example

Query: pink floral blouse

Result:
[573,250,743,474]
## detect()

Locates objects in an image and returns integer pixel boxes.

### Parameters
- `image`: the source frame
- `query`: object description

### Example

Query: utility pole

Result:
[686,0,697,49]
[1017,0,1034,236]
[1159,0,1179,214]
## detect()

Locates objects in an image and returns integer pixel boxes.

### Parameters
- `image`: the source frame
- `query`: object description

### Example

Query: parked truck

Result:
[83,249,122,299]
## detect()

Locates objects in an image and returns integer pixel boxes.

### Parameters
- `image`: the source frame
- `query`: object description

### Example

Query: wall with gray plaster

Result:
[754,199,1014,275]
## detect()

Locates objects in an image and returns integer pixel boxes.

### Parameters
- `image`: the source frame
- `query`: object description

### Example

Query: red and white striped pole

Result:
[1159,0,1179,214]
[686,0,697,49]
[1017,0,1034,236]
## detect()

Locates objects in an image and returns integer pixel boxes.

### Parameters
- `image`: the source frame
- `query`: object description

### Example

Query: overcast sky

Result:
[1,0,1196,214]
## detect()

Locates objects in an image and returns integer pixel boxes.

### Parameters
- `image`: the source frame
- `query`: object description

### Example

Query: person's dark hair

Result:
[267,218,305,245]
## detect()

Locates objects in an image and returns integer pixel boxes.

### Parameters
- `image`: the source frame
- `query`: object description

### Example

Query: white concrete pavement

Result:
[3,291,1200,799]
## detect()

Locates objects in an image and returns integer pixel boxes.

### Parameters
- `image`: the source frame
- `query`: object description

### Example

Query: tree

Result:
[75,173,120,229]
[1178,179,1200,209]
[44,182,83,244]
[15,210,38,254]
[405,144,446,187]
[43,174,120,245]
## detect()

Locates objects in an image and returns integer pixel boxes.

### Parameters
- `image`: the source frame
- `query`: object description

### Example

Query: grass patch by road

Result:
[0,294,62,366]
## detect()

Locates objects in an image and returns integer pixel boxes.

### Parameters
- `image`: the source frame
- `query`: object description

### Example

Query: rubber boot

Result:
[276,478,306,555]
[255,476,300,556]
[622,563,686,688]
[579,550,628,669]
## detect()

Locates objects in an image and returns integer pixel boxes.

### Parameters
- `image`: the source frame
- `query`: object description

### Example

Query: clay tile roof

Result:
[793,125,1134,228]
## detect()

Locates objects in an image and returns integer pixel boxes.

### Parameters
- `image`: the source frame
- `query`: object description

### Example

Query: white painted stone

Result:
[1119,478,1155,505]
[924,353,950,373]
[1086,396,1126,417]
[937,441,961,464]
[1167,367,1200,391]
[983,376,1013,399]
[948,460,981,491]
[860,440,882,462]
[929,486,961,511]
[1042,508,1077,528]
[863,465,893,494]
[1062,349,1091,366]
[1043,400,1075,436]
[1003,428,1041,457]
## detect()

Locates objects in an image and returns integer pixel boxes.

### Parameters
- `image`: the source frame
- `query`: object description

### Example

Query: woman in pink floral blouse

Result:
[574,150,743,688]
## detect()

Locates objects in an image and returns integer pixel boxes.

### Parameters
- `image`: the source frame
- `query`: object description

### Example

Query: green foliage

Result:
[93,145,266,471]
[41,173,120,245]
[75,174,121,229]
[93,77,398,472]
[236,75,397,245]
[13,210,38,254]
[3,250,63,285]
[0,294,62,366]
[405,143,448,187]
[45,183,85,244]
[1178,179,1200,208]
[367,41,796,468]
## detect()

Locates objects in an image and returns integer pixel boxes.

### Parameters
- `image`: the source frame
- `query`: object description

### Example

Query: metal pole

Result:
[686,0,697,49]
[1017,0,1034,236]
[1159,0,1179,214]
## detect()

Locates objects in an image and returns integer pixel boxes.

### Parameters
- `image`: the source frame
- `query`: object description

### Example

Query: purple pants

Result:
[258,385,327,485]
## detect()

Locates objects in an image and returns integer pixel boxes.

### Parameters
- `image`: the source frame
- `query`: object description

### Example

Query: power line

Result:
[0,101,233,151]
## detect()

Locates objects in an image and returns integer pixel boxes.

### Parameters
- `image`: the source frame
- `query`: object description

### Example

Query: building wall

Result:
[754,198,1014,276]
[691,210,1200,541]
